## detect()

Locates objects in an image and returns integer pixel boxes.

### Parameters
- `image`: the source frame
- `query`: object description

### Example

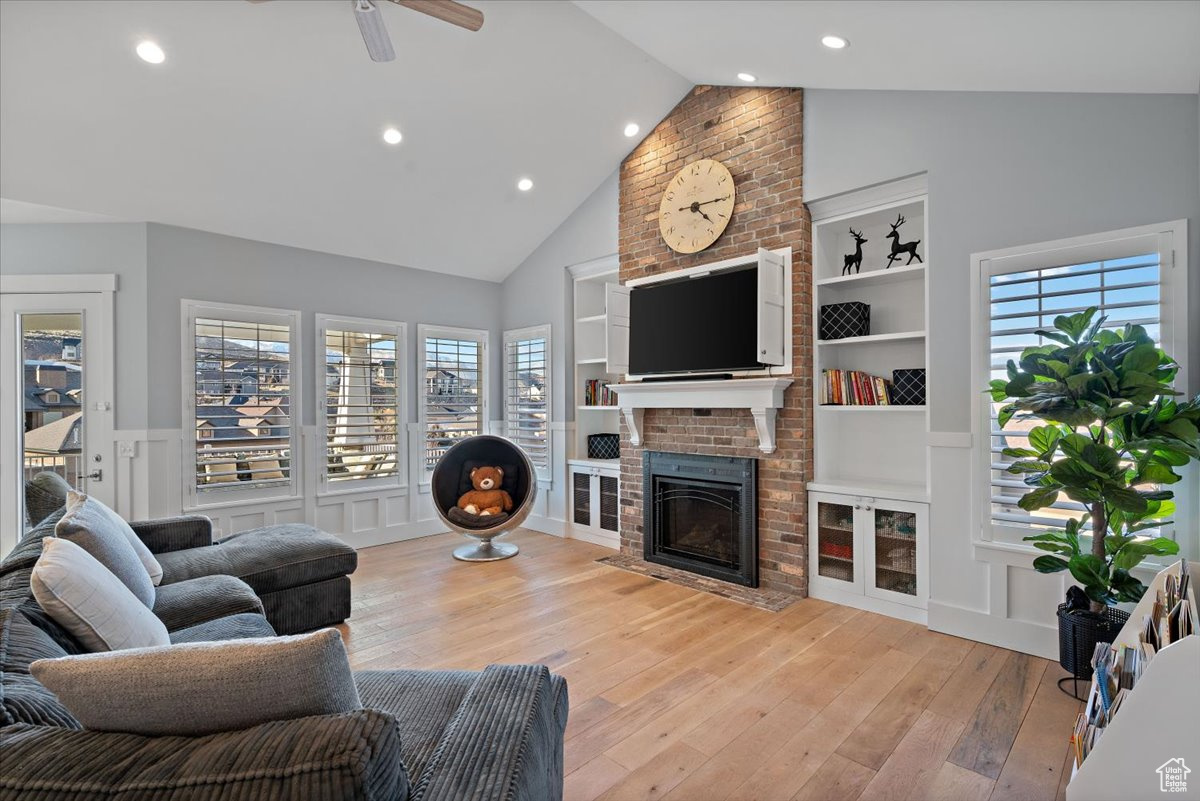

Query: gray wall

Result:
[804,90,1200,428]
[501,171,618,417]
[0,222,150,430]
[145,224,504,431]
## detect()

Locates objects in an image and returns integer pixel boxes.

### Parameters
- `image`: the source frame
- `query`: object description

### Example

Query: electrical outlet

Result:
[118,441,137,459]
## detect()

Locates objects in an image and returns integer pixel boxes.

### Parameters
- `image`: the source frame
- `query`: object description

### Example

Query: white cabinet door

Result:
[604,283,630,376]
[808,491,863,595]
[863,498,928,608]
[756,248,786,366]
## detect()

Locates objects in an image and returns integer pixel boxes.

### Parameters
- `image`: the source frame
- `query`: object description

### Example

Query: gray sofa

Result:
[0,511,569,800]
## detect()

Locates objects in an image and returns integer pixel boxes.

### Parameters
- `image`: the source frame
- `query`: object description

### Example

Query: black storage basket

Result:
[587,433,620,460]
[818,302,870,340]
[891,369,927,406]
[1056,603,1130,678]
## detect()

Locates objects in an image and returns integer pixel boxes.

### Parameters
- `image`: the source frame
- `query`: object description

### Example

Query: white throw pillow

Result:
[31,536,170,652]
[58,490,163,589]
[31,629,361,736]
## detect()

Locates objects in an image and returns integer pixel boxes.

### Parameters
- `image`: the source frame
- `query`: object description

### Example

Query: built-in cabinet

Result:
[809,491,928,621]
[568,256,625,546]
[807,174,932,623]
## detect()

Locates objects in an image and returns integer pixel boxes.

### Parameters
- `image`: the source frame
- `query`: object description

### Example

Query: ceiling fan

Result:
[249,0,484,62]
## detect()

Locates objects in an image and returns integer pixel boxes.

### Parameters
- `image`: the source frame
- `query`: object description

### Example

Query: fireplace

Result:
[643,451,757,587]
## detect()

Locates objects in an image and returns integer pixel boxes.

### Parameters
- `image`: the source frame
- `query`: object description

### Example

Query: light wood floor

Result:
[338,529,1081,801]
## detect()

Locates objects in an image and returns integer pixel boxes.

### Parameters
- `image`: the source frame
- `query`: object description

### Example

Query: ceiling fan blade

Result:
[389,0,484,32]
[354,0,396,62]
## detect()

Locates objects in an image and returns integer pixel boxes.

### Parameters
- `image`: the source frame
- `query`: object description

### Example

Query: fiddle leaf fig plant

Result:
[989,307,1200,614]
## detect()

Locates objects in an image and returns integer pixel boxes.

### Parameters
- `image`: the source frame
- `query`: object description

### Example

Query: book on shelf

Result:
[820,369,893,406]
[582,379,617,407]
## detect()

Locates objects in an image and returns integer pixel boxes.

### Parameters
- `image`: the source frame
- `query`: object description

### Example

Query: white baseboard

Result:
[809,585,928,625]
[341,519,450,550]
[927,600,1058,659]
[523,515,619,550]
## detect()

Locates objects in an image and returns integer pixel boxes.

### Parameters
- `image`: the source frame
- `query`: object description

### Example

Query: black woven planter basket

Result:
[1057,603,1130,679]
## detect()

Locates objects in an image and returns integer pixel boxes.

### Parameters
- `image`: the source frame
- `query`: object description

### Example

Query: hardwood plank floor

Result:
[338,529,1079,801]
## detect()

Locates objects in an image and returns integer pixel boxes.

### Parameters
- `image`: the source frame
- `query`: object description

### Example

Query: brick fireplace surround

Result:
[617,85,813,597]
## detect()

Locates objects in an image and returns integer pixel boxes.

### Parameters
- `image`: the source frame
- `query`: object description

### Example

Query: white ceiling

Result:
[3,2,1198,282]
[0,198,128,224]
[575,0,1200,94]
[0,0,689,281]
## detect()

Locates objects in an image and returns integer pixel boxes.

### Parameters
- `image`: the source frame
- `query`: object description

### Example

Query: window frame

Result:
[417,324,489,485]
[971,220,1191,549]
[181,300,303,505]
[503,324,552,481]
[315,314,407,496]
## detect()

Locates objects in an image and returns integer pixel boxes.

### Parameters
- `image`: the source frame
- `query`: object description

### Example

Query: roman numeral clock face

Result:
[658,158,735,254]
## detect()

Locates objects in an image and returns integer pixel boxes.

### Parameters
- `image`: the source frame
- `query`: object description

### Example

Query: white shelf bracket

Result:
[621,407,645,446]
[750,407,778,453]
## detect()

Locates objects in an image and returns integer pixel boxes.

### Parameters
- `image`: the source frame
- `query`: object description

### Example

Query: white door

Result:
[604,283,631,377]
[808,491,863,595]
[1,292,115,554]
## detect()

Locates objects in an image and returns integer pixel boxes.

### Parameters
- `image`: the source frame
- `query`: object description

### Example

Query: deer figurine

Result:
[842,228,867,275]
[885,213,922,268]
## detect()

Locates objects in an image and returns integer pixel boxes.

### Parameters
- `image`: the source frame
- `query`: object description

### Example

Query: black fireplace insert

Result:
[643,451,757,587]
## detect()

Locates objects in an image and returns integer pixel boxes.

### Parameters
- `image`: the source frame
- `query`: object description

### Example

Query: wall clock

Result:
[658,158,736,254]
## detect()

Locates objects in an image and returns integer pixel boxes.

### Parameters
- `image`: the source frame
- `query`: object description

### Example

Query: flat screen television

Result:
[629,266,761,376]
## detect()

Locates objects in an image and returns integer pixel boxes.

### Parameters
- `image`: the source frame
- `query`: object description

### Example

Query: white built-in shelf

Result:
[577,405,619,412]
[806,478,930,504]
[568,457,620,471]
[817,331,925,347]
[818,404,926,412]
[816,263,926,289]
[576,314,606,324]
[577,357,608,365]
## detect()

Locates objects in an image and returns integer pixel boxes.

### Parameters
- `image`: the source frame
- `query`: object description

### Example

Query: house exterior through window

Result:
[418,325,487,475]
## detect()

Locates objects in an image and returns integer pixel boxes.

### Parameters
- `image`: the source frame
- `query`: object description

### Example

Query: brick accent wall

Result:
[617,85,813,595]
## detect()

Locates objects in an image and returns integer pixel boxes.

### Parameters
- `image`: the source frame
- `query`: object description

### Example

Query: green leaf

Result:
[1121,344,1161,375]
[997,405,1017,429]
[1002,447,1039,459]
[1032,555,1069,573]
[1068,554,1108,589]
[1028,426,1063,458]
[1106,486,1149,514]
[1162,418,1199,443]
[1018,486,1060,511]
[1135,463,1181,485]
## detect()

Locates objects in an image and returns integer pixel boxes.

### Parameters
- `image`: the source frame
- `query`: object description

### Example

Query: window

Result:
[186,302,300,497]
[975,221,1188,543]
[419,325,487,474]
[318,315,404,487]
[504,326,550,475]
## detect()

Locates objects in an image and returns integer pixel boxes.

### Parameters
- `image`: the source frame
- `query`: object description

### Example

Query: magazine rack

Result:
[1065,560,1199,801]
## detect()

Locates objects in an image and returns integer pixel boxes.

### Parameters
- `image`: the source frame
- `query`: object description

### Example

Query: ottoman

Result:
[154,524,357,634]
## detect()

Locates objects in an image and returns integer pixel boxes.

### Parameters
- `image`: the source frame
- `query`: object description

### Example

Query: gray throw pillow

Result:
[31,628,362,736]
[55,491,161,606]
[25,470,72,526]
[31,536,170,652]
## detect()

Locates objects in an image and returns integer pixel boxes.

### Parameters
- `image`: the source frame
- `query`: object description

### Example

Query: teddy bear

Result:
[457,466,513,517]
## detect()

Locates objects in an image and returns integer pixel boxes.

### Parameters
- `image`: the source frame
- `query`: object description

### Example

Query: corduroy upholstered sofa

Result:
[0,506,569,799]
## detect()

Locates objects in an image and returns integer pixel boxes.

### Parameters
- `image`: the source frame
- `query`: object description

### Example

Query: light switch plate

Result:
[117,441,137,459]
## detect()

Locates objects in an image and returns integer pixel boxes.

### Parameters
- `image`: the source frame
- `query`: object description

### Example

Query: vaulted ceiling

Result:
[0,0,689,281]
[2,1,1197,281]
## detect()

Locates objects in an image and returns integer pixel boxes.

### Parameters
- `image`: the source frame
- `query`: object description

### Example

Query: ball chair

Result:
[431,435,537,561]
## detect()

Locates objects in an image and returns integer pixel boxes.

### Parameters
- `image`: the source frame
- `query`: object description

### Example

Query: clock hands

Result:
[678,196,729,213]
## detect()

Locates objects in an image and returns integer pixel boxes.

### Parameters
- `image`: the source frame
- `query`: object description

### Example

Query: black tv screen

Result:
[629,267,761,375]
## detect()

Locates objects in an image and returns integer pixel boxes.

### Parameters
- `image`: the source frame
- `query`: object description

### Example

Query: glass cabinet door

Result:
[815,500,856,583]
[871,506,918,598]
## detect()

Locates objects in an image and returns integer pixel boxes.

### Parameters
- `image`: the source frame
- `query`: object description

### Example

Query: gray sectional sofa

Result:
[0,504,569,800]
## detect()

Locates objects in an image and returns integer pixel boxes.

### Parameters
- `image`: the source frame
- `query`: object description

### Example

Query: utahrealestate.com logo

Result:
[1157,758,1190,793]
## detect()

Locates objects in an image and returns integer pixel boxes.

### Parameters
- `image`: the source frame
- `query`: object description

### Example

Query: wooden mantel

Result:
[608,377,794,454]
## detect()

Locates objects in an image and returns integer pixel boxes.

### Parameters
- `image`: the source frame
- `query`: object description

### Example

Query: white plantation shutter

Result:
[983,227,1181,542]
[191,312,296,492]
[320,317,403,485]
[420,328,486,472]
[504,327,550,471]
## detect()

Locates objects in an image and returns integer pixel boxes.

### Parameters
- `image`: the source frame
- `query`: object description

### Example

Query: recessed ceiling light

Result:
[821,35,849,49]
[135,40,165,64]
[736,72,757,83]
[517,177,534,192]
[624,122,640,138]
[382,127,403,145]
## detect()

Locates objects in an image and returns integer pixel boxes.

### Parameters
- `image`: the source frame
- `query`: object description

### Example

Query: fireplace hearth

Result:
[643,451,757,587]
